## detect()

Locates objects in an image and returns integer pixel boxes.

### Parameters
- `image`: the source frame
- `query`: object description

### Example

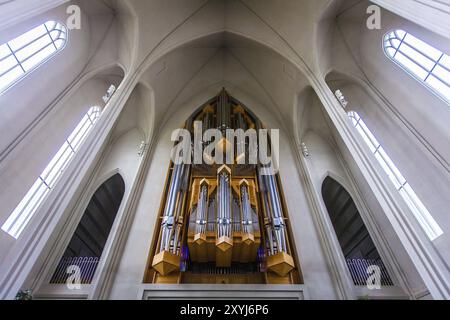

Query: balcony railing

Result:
[346,258,393,286]
[50,257,99,285]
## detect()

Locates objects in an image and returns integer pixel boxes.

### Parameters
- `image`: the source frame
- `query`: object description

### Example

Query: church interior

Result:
[0,0,449,300]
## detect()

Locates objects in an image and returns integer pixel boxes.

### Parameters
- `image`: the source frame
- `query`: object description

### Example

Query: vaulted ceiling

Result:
[84,0,365,138]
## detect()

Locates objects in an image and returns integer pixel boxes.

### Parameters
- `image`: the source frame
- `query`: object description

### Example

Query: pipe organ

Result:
[147,89,301,285]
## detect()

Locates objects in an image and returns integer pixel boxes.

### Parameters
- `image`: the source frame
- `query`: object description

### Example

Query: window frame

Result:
[347,110,443,241]
[383,29,450,105]
[1,106,101,239]
[0,20,68,96]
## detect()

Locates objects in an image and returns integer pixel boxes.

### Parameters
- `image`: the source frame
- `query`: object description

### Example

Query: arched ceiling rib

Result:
[137,31,313,136]
[100,0,350,136]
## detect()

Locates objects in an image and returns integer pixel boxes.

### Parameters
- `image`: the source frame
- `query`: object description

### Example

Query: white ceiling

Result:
[94,0,356,137]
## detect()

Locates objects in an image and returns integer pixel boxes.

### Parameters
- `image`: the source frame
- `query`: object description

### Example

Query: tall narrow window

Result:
[384,29,450,103]
[2,107,101,239]
[0,21,67,94]
[348,111,443,241]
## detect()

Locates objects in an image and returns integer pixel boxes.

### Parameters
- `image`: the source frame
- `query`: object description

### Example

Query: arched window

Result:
[2,107,101,239]
[348,111,443,241]
[383,29,450,103]
[0,21,67,94]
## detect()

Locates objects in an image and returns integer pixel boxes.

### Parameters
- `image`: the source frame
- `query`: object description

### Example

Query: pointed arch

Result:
[321,176,393,286]
[50,173,125,284]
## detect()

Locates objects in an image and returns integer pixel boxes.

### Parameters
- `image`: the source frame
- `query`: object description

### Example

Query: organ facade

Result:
[147,90,301,285]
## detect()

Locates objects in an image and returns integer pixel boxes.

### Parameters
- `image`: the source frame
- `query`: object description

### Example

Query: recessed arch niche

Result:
[50,173,125,285]
[321,176,393,286]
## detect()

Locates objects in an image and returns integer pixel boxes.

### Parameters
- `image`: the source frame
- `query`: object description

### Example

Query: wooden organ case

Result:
[145,89,302,285]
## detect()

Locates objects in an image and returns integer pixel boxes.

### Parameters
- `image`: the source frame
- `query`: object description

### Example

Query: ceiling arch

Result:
[135,31,313,138]
[98,0,356,141]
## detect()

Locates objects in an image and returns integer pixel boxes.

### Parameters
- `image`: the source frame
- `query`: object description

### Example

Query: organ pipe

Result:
[217,89,230,133]
[217,171,231,238]
[257,171,275,256]
[240,184,254,235]
[257,168,295,277]
[159,164,185,252]
[195,183,209,235]
[264,174,287,253]
[152,163,187,276]
[215,165,233,267]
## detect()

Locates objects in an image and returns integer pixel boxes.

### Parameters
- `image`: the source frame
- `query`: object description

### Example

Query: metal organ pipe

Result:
[257,171,275,256]
[171,189,185,254]
[257,168,288,255]
[203,108,213,131]
[159,164,185,253]
[173,164,191,254]
[240,185,254,235]
[235,110,246,130]
[217,171,231,238]
[265,174,287,253]
[196,184,208,235]
[218,89,230,132]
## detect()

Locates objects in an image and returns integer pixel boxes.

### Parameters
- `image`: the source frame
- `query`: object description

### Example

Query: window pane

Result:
[68,115,89,142]
[385,47,396,57]
[399,43,435,71]
[384,29,450,103]
[426,75,450,102]
[374,151,401,188]
[2,179,42,233]
[88,107,102,121]
[403,34,442,61]
[69,120,93,151]
[400,184,443,241]
[356,121,380,152]
[21,45,56,72]
[432,65,450,86]
[8,25,47,51]
[390,38,402,50]
[49,30,65,42]
[54,39,65,50]
[12,182,50,237]
[0,44,11,60]
[440,55,450,69]
[376,147,407,188]
[45,21,58,31]
[1,107,101,239]
[15,34,52,62]
[395,52,429,80]
[395,30,406,39]
[0,55,17,75]
[41,142,74,188]
[347,110,443,241]
[2,180,50,238]
[0,66,23,91]
[0,21,67,94]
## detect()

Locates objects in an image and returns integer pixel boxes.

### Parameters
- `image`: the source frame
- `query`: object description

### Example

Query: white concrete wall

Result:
[298,88,428,297]
[331,80,450,265]
[28,83,148,299]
